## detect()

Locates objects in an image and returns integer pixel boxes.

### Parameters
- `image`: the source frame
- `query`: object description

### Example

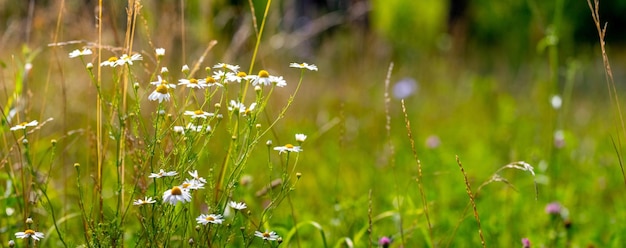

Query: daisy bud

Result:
[25,218,33,224]
[155,48,165,58]
[51,139,57,146]
[205,66,211,74]
[74,163,80,167]
[214,103,221,109]
[22,139,28,145]
[296,172,302,179]
[232,135,237,140]
[254,86,262,92]
[133,82,140,90]
[161,67,169,75]
[86,63,93,70]
[266,140,272,146]
[182,65,190,74]
[8,240,15,247]
[256,124,262,129]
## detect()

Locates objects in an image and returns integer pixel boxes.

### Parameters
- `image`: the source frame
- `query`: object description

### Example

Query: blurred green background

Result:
[2,0,626,246]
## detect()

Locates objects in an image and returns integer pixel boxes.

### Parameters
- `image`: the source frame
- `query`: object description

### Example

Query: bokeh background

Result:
[3,0,626,246]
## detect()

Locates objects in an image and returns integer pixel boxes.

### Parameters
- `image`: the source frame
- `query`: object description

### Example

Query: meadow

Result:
[1,0,626,247]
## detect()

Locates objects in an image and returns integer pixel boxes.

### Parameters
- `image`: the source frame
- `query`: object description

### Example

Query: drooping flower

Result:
[10,120,38,131]
[178,78,207,89]
[69,48,93,58]
[133,197,157,206]
[149,169,178,178]
[295,134,307,143]
[229,201,247,210]
[188,170,207,184]
[213,63,240,73]
[254,230,280,241]
[181,178,205,190]
[274,144,302,154]
[115,53,142,66]
[289,62,318,71]
[184,110,214,119]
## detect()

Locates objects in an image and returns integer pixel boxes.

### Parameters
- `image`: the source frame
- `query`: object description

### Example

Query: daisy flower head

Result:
[100,56,119,67]
[178,78,206,89]
[289,62,318,71]
[196,214,224,225]
[173,126,185,134]
[181,178,205,190]
[295,133,307,143]
[150,75,177,88]
[202,76,223,87]
[148,84,171,103]
[15,229,44,241]
[133,197,157,206]
[228,100,256,116]
[69,48,93,58]
[186,123,211,133]
[226,71,248,84]
[270,75,287,87]
[255,230,280,241]
[229,201,247,210]
[10,120,38,131]
[162,186,192,205]
[250,70,272,86]
[116,53,143,66]
[188,170,207,183]
[213,63,240,73]
[184,110,214,119]
[274,144,302,154]
[149,169,178,178]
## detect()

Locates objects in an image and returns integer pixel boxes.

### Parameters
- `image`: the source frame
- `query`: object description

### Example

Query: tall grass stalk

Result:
[455,155,486,248]
[587,0,626,187]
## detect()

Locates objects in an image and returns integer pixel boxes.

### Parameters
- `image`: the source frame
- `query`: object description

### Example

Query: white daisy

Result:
[184,110,214,119]
[202,76,223,87]
[162,186,192,205]
[173,126,185,134]
[228,201,247,210]
[226,71,248,83]
[149,169,178,178]
[249,70,272,86]
[69,48,93,58]
[274,144,302,154]
[10,120,38,131]
[115,53,142,66]
[133,197,157,206]
[150,75,177,88]
[178,78,207,89]
[213,63,240,73]
[255,231,280,241]
[289,62,318,71]
[181,178,205,190]
[270,75,287,87]
[228,100,256,115]
[155,48,165,57]
[196,214,224,225]
[186,123,211,133]
[100,56,119,67]
[15,229,44,241]
[188,170,207,184]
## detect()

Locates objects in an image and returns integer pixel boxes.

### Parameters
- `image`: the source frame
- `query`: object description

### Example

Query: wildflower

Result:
[426,135,441,149]
[10,120,38,131]
[150,75,177,88]
[226,71,248,83]
[203,76,223,87]
[196,214,224,225]
[15,229,44,241]
[229,201,247,210]
[289,62,318,71]
[181,178,205,190]
[551,95,562,109]
[116,53,142,66]
[161,67,169,74]
[186,123,211,133]
[255,230,280,241]
[270,75,287,87]
[69,48,93,58]
[213,63,240,72]
[148,83,172,103]
[100,56,119,67]
[173,126,185,134]
[228,100,256,115]
[133,197,157,206]
[188,170,207,184]
[25,218,33,224]
[181,65,190,74]
[155,48,165,57]
[545,202,562,215]
[295,134,307,143]
[149,169,178,178]
[8,240,15,247]
[86,63,93,69]
[249,70,272,86]
[178,78,207,89]
[521,238,531,248]
[378,236,392,248]
[184,110,214,119]
[162,186,192,205]
[274,144,302,154]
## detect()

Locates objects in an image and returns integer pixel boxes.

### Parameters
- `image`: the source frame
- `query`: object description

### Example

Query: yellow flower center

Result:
[206,76,216,84]
[182,183,191,188]
[189,78,198,84]
[107,57,117,62]
[285,144,294,149]
[171,186,182,195]
[19,122,28,126]
[258,70,269,78]
[194,110,204,115]
[263,232,270,238]
[237,71,247,77]
[156,84,169,94]
[24,229,36,235]
[206,216,215,221]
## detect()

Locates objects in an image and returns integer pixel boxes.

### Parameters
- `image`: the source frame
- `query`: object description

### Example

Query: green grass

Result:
[0,0,625,247]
